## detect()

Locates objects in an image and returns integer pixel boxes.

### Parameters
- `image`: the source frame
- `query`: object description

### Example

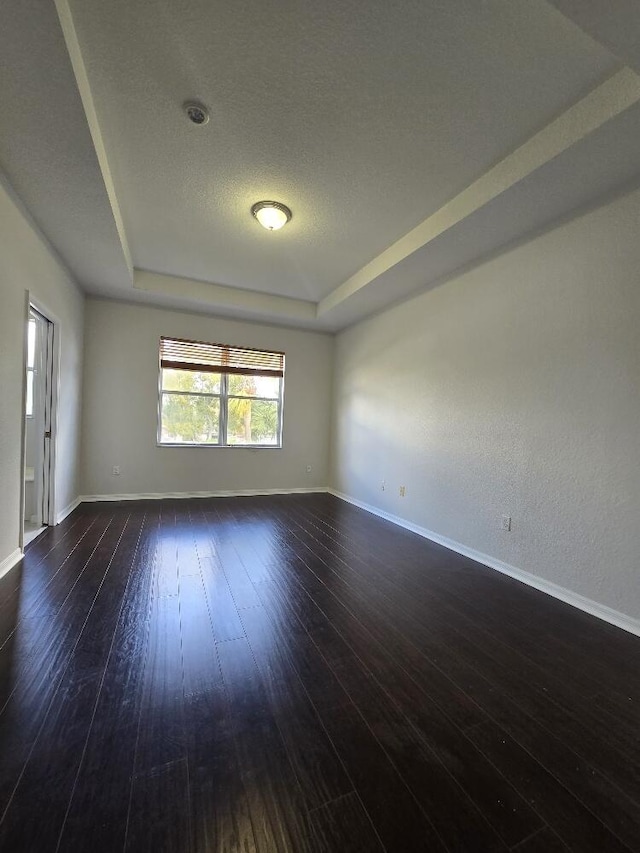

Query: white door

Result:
[24,307,54,534]
[41,316,54,523]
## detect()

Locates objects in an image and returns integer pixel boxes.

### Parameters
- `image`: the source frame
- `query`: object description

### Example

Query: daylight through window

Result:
[158,337,284,447]
[25,318,36,418]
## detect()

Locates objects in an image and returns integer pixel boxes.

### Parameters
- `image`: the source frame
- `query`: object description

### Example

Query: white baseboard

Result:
[0,548,23,582]
[56,496,82,524]
[80,486,329,502]
[328,489,640,638]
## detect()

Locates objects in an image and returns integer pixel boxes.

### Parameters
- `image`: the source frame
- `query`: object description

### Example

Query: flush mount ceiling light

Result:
[251,201,292,231]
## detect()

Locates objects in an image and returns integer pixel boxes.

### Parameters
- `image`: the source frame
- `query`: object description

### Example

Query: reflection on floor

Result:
[23,521,46,546]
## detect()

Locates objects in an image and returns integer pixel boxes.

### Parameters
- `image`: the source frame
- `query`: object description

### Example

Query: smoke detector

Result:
[183,101,209,126]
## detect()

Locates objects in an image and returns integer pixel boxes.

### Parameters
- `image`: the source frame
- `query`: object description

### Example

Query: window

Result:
[158,337,284,447]
[25,318,36,417]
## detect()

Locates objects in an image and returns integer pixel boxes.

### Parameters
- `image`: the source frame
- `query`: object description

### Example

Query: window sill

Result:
[157,442,282,449]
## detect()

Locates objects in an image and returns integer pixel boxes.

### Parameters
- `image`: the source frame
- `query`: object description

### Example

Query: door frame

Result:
[19,292,60,549]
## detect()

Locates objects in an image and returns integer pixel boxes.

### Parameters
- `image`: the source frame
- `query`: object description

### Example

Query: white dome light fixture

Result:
[251,200,292,231]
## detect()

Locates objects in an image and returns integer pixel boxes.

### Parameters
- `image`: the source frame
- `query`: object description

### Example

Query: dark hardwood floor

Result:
[0,493,639,852]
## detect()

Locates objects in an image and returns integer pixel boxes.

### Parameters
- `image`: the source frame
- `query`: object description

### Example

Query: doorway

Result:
[23,305,55,546]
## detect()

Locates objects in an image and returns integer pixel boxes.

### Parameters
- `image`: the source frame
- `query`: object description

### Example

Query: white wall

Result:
[332,187,640,623]
[0,178,84,567]
[81,299,333,496]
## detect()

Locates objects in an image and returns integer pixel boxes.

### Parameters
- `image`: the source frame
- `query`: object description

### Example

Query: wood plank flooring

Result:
[0,493,638,852]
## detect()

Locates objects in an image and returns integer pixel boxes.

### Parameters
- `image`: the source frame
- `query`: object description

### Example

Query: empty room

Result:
[1,1,640,851]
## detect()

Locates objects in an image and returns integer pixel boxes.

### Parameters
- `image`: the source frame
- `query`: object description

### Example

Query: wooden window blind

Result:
[160,337,284,378]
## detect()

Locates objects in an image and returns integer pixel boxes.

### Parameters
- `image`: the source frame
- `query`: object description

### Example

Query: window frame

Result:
[156,339,284,448]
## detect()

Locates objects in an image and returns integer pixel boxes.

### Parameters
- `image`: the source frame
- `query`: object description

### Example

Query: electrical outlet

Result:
[112,465,120,476]
[501,515,511,531]
[306,465,312,473]
[399,485,406,497]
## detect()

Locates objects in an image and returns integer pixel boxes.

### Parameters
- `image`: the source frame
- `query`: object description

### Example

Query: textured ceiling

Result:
[327,100,640,329]
[0,1,131,292]
[67,0,618,301]
[1,1,640,330]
